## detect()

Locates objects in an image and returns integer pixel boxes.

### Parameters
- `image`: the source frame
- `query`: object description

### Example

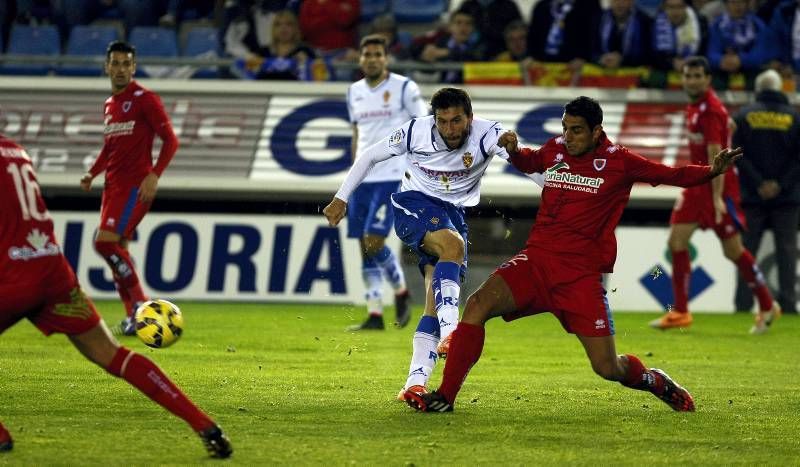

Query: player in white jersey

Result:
[345,35,428,331]
[324,88,541,400]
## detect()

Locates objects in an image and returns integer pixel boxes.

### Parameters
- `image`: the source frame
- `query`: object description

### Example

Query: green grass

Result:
[1,302,798,465]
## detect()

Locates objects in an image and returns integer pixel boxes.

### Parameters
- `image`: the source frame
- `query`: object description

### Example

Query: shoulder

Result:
[348,80,366,95]
[471,117,501,134]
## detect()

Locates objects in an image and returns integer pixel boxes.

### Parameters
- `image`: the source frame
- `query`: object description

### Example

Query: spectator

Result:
[652,0,707,72]
[707,0,774,79]
[298,0,358,55]
[595,0,653,68]
[366,13,412,62]
[769,0,800,74]
[493,20,528,62]
[527,0,601,71]
[637,0,664,17]
[254,9,315,80]
[732,69,800,315]
[457,0,522,59]
[223,0,291,72]
[410,9,485,83]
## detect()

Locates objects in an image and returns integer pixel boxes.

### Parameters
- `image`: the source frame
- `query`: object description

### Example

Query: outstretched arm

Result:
[628,147,743,186]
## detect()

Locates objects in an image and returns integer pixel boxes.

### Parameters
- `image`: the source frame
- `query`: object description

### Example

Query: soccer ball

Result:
[134,299,184,348]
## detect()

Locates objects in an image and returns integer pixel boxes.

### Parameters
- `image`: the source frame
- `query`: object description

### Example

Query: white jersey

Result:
[336,116,512,207]
[347,72,427,183]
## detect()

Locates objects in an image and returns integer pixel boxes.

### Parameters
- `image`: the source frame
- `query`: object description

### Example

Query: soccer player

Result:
[79,40,179,335]
[0,133,231,457]
[344,34,427,331]
[403,96,743,413]
[324,88,541,399]
[649,56,780,333]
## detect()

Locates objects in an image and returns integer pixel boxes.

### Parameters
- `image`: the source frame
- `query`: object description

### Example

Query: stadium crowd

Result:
[1,0,800,88]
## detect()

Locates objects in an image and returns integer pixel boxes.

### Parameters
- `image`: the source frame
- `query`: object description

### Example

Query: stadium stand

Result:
[392,0,446,23]
[360,0,390,22]
[57,25,120,76]
[128,26,179,78]
[182,25,221,79]
[0,24,60,75]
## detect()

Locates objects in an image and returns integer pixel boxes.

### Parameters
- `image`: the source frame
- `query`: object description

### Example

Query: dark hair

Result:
[430,87,472,117]
[564,96,603,129]
[683,55,711,75]
[106,40,136,61]
[359,34,388,54]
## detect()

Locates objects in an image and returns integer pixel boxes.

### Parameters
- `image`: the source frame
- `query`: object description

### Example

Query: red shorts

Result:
[100,184,152,238]
[0,256,101,336]
[494,249,614,337]
[670,190,746,240]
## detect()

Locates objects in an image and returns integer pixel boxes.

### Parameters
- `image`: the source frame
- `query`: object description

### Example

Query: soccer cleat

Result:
[346,314,385,331]
[436,334,452,359]
[199,425,233,459]
[648,311,693,330]
[650,369,695,412]
[0,424,12,452]
[750,302,782,335]
[394,290,411,328]
[404,390,453,413]
[110,316,137,336]
[397,384,428,402]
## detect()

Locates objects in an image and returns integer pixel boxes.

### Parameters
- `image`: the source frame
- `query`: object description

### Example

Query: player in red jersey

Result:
[404,96,743,413]
[80,40,179,335]
[0,133,231,457]
[649,56,780,334]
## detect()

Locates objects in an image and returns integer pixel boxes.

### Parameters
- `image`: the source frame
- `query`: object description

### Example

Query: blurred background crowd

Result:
[0,0,798,90]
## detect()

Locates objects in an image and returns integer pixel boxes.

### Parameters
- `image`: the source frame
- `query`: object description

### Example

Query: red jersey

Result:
[0,134,60,282]
[685,88,739,198]
[510,134,714,273]
[89,80,178,189]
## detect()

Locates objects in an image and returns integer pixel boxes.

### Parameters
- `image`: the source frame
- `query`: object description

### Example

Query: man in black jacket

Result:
[733,69,800,315]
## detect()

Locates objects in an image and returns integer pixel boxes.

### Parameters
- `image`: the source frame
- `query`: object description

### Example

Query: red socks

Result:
[438,322,485,404]
[671,250,690,313]
[106,347,213,432]
[94,240,147,316]
[621,354,664,395]
[735,250,774,311]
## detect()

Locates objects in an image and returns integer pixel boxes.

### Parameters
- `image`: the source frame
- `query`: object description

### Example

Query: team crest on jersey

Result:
[430,217,440,225]
[593,159,607,171]
[122,101,132,113]
[389,128,405,146]
[383,90,390,106]
[462,152,473,168]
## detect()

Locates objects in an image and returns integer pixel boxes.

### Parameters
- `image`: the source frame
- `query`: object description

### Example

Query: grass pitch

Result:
[1,302,798,465]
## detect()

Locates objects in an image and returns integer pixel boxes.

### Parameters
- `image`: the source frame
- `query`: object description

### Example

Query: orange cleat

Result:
[437,334,452,359]
[397,384,428,402]
[649,311,693,330]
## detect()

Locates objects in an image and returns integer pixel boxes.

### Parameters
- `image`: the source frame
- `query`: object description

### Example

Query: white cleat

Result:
[750,302,782,335]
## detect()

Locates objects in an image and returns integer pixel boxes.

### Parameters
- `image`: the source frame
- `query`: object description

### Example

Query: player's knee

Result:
[439,235,465,262]
[462,292,491,324]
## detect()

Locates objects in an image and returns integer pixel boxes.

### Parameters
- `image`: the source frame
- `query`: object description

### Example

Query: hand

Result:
[709,147,743,177]
[758,179,781,200]
[322,198,347,226]
[80,173,93,192]
[138,172,159,203]
[498,131,519,155]
[713,196,727,224]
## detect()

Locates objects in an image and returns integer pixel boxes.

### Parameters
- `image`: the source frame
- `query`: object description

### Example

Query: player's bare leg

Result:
[94,229,148,335]
[398,265,437,400]
[577,335,695,412]
[405,273,516,412]
[651,222,698,329]
[69,321,232,458]
[721,234,781,334]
